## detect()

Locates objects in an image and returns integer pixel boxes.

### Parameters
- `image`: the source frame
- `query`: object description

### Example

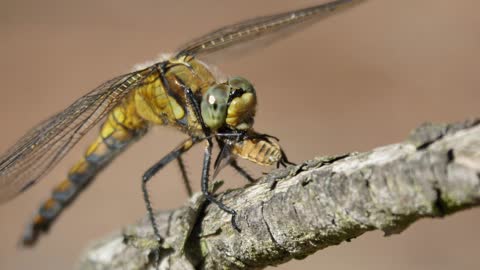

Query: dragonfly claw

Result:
[230,211,242,233]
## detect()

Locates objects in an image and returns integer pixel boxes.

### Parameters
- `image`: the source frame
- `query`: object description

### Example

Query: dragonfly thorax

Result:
[201,76,256,131]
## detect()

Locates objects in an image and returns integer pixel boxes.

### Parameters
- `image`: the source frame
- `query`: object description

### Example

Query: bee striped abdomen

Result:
[23,101,147,245]
[232,138,282,166]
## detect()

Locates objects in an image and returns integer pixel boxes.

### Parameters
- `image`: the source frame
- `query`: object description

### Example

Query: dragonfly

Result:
[0,0,366,246]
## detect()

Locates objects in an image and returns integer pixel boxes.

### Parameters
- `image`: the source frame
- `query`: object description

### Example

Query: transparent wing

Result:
[213,142,234,179]
[176,0,366,61]
[0,67,154,203]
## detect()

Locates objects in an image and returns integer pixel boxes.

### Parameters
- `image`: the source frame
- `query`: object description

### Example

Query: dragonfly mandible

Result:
[0,0,366,246]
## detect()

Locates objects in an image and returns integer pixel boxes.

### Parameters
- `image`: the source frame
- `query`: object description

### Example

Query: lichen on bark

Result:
[78,119,480,270]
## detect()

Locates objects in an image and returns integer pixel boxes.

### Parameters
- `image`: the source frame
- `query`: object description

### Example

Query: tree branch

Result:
[77,119,480,270]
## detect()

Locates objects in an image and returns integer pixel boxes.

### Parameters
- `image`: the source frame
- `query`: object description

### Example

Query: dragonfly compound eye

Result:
[226,77,257,130]
[201,84,229,130]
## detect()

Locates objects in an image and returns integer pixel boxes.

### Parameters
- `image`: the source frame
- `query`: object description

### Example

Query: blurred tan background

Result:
[0,0,479,269]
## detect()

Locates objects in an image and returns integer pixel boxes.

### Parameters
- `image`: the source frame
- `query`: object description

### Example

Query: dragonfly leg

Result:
[176,156,193,197]
[230,159,256,183]
[142,138,198,244]
[201,141,241,232]
[176,73,241,232]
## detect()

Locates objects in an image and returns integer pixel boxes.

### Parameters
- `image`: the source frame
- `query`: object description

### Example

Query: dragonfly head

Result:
[201,76,256,131]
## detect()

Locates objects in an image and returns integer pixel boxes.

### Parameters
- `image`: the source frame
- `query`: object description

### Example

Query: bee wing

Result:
[176,0,366,62]
[0,67,154,203]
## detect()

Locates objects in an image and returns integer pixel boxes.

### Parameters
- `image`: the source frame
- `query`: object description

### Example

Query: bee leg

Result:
[230,159,256,183]
[176,156,193,197]
[201,141,241,232]
[278,148,296,168]
[246,131,296,167]
[141,138,198,248]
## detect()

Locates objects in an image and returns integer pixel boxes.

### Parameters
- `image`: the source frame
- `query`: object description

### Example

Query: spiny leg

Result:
[278,148,296,168]
[212,133,255,183]
[201,141,241,232]
[230,159,256,183]
[176,156,193,197]
[177,75,241,232]
[142,138,198,244]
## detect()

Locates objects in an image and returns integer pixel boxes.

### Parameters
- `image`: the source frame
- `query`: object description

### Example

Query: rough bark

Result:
[77,119,480,270]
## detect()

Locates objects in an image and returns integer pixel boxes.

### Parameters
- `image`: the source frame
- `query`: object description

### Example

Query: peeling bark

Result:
[77,119,480,270]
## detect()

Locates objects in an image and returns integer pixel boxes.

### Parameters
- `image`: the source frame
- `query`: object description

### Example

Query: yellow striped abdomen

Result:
[23,56,218,245]
[23,99,148,245]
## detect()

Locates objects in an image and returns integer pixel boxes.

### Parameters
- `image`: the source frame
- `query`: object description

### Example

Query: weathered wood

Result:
[78,119,480,270]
